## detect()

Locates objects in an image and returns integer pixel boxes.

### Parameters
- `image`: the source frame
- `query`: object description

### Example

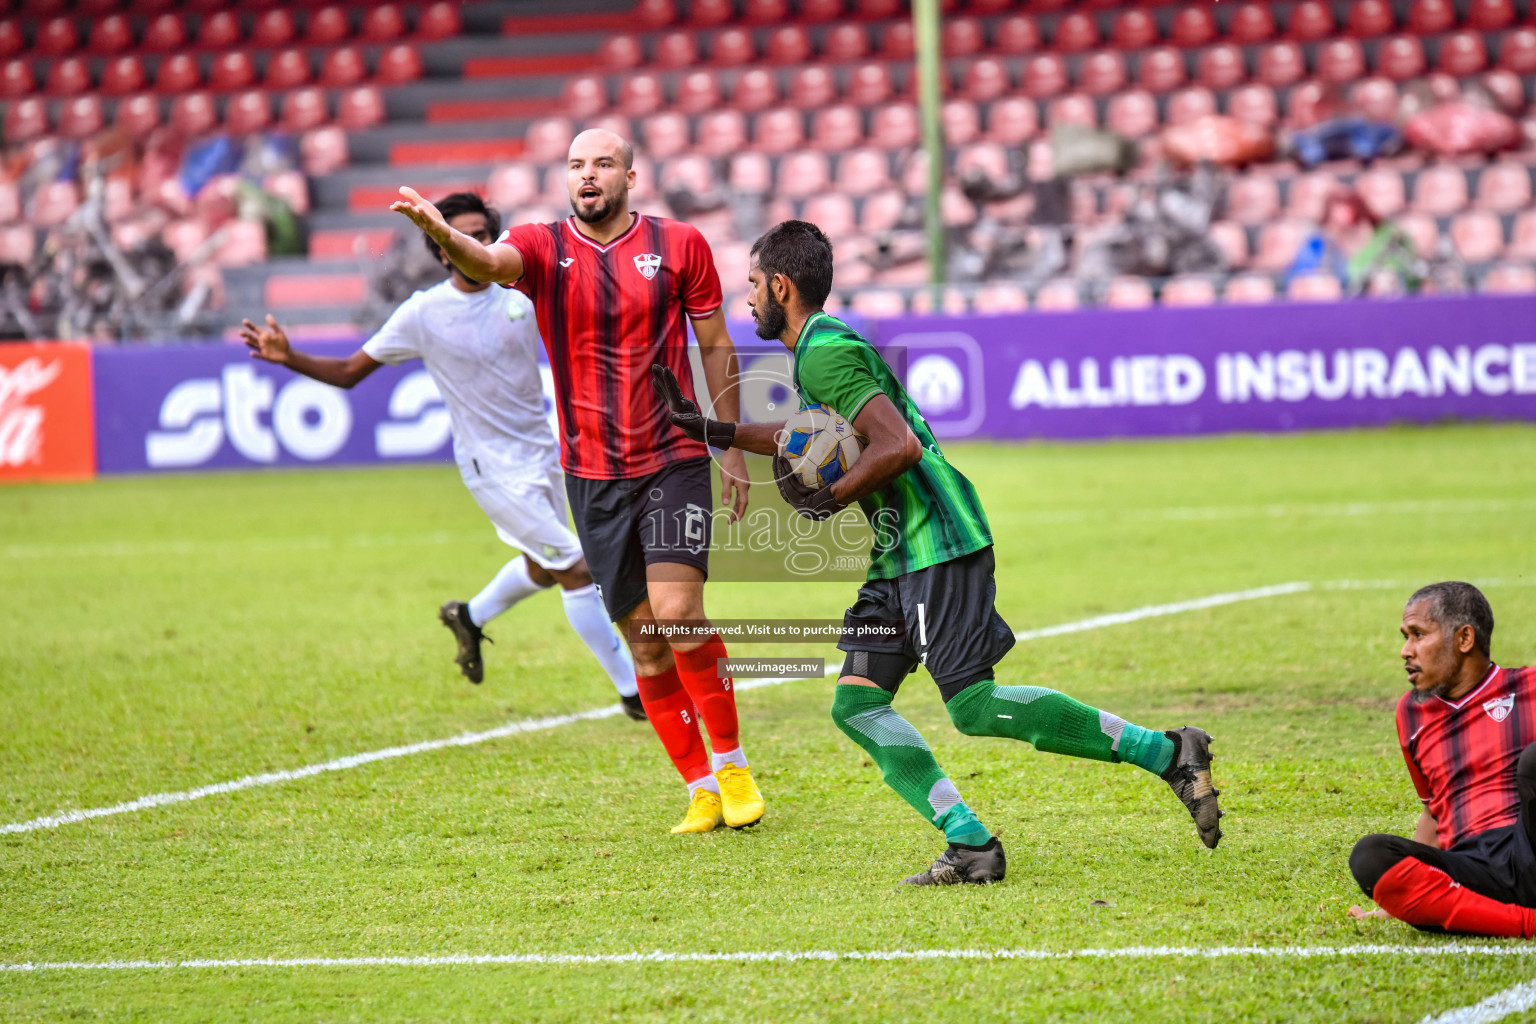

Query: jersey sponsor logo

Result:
[1484,694,1515,723]
[633,253,662,280]
[559,258,575,268]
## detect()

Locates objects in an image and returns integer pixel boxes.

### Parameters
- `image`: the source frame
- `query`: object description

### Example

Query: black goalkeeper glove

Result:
[651,364,736,449]
[773,455,847,521]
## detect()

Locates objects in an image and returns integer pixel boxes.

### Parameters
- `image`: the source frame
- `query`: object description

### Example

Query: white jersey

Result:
[363,280,558,483]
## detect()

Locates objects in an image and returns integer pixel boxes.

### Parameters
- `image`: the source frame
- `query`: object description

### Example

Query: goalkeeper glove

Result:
[773,455,846,521]
[651,364,736,449]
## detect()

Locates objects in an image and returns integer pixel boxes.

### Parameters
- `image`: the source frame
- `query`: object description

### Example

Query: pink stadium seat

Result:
[1208,220,1250,267]
[1227,175,1281,224]
[879,21,915,59]
[972,283,1029,314]
[4,97,46,144]
[803,193,856,236]
[1023,54,1068,97]
[712,29,756,66]
[870,103,919,147]
[728,152,773,194]
[1224,273,1277,304]
[986,96,1038,143]
[361,4,406,41]
[1438,31,1488,76]
[1111,9,1159,50]
[307,6,351,45]
[944,17,984,57]
[320,47,367,88]
[1170,6,1217,47]
[1483,264,1536,293]
[994,14,1041,53]
[1034,278,1080,312]
[1107,89,1158,136]
[698,109,747,157]
[1397,213,1440,258]
[835,147,891,194]
[88,13,132,53]
[279,87,328,133]
[170,91,216,135]
[800,0,843,23]
[653,30,697,69]
[962,57,1010,101]
[215,219,268,268]
[766,25,813,64]
[1229,3,1276,43]
[36,15,75,55]
[1197,44,1247,90]
[1287,1,1336,40]
[338,85,385,130]
[618,74,664,117]
[1347,0,1397,37]
[1451,211,1505,262]
[942,99,981,145]
[1168,86,1217,126]
[1376,35,1427,80]
[812,104,862,149]
[265,49,311,90]
[858,188,905,232]
[955,140,1008,181]
[115,93,160,134]
[100,176,134,223]
[1476,162,1532,213]
[30,180,78,228]
[198,12,241,49]
[789,66,837,108]
[0,21,21,58]
[733,68,780,110]
[562,76,606,119]
[101,55,150,96]
[1287,172,1337,221]
[46,57,90,95]
[162,218,209,262]
[908,286,970,316]
[1288,272,1344,302]
[252,9,295,47]
[848,62,893,105]
[1053,12,1098,52]
[1357,168,1407,216]
[209,52,255,92]
[675,71,721,115]
[376,44,422,84]
[1047,93,1096,128]
[156,54,203,95]
[1286,81,1328,128]
[778,151,831,197]
[1499,28,1536,73]
[1138,46,1188,92]
[57,95,103,138]
[487,163,539,210]
[1407,0,1458,34]
[754,107,804,153]
[417,2,460,39]
[1483,69,1525,112]
[684,0,729,26]
[1414,165,1469,215]
[643,111,690,158]
[0,181,20,225]
[225,90,272,135]
[1105,276,1155,309]
[1079,51,1127,95]
[1510,212,1536,259]
[1318,39,1367,83]
[1227,83,1279,125]
[522,117,571,162]
[850,290,909,318]
[300,125,348,175]
[1349,77,1400,121]
[1161,276,1218,307]
[824,23,868,62]
[1256,42,1306,86]
[1470,0,1517,30]
[743,0,789,23]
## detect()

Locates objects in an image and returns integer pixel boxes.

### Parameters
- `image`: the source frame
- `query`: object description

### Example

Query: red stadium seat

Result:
[78,0,120,14]
[46,56,90,95]
[1228,2,1276,43]
[115,92,160,134]
[214,219,268,269]
[754,107,804,153]
[986,96,1037,143]
[653,30,696,69]
[209,52,255,91]
[1035,279,1080,312]
[1451,210,1505,262]
[0,20,22,58]
[1483,265,1536,294]
[1286,80,1329,127]
[1483,69,1524,112]
[858,188,904,232]
[955,140,1008,182]
[376,43,422,84]
[100,54,145,94]
[1407,0,1457,34]
[1225,273,1277,304]
[618,73,663,117]
[169,91,217,136]
[994,14,1041,53]
[970,0,1012,12]
[1046,93,1096,128]
[265,49,311,90]
[789,65,837,108]
[685,0,730,25]
[962,56,1010,101]
[712,28,756,65]
[417,2,460,39]
[1256,41,1306,86]
[779,150,831,197]
[321,46,367,87]
[675,70,720,115]
[198,12,241,49]
[1498,28,1536,73]
[1349,77,1400,121]
[1107,89,1158,136]
[733,68,779,110]
[36,16,76,56]
[299,125,348,175]
[1137,46,1188,91]
[870,103,919,147]
[57,95,103,138]
[1510,212,1536,260]
[943,17,983,57]
[1105,276,1154,309]
[88,13,132,53]
[972,283,1029,314]
[1346,0,1397,37]
[1438,31,1488,76]
[743,0,789,23]
[1476,162,1532,213]
[225,90,272,135]
[1053,12,1098,52]
[1253,220,1308,271]
[766,25,812,64]
[1288,272,1344,302]
[845,62,891,106]
[728,152,773,194]
[30,180,79,228]
[1227,83,1279,125]
[1356,167,1406,217]
[1318,38,1367,83]
[1226,174,1281,224]
[361,4,406,41]
[1287,1,1336,40]
[1170,6,1217,47]
[562,76,606,119]
[1287,172,1336,221]
[1022,54,1068,97]
[155,53,201,92]
[1168,86,1217,126]
[1414,165,1469,215]
[3,96,46,143]
[836,147,890,194]
[279,86,328,132]
[880,21,914,59]
[824,23,868,62]
[1469,0,1516,29]
[1161,276,1218,307]
[0,58,31,97]
[1079,51,1126,95]
[306,6,351,45]
[800,0,843,23]
[142,12,185,50]
[1110,10,1158,50]
[487,163,538,209]
[942,99,981,144]
[1376,35,1427,79]
[642,111,689,158]
[1197,44,1247,90]
[252,9,295,47]
[337,84,385,129]
[598,35,642,70]
[1208,221,1250,267]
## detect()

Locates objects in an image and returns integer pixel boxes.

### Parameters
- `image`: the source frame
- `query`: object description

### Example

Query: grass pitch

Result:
[4,423,1536,1022]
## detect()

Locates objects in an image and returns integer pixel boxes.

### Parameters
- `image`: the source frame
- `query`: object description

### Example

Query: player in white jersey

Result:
[238,193,642,717]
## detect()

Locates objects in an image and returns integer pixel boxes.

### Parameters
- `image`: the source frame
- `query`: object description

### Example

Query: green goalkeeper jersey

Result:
[790,311,992,581]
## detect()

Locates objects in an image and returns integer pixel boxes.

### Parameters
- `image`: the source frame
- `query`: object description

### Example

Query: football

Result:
[778,403,865,489]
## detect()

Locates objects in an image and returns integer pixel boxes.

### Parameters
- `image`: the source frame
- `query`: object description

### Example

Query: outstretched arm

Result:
[389,186,524,285]
[239,314,381,389]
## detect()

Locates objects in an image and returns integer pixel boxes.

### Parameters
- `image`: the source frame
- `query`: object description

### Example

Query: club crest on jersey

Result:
[1484,694,1515,723]
[633,253,662,280]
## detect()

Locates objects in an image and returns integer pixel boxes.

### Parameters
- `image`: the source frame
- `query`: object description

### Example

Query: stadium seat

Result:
[880,20,915,59]
[1397,213,1440,257]
[361,4,405,41]
[824,23,868,62]
[642,112,690,158]
[1,58,35,98]
[162,218,209,262]
[858,188,905,232]
[376,43,422,84]
[142,13,185,51]
[618,74,664,117]
[100,55,145,95]
[225,90,272,135]
[1438,31,1488,76]
[1023,54,1069,97]
[1451,211,1505,262]
[1034,278,1080,311]
[3,97,46,144]
[1349,77,1400,122]
[1347,0,1397,37]
[215,219,268,268]
[1111,10,1159,50]
[1414,165,1469,215]
[279,87,328,133]
[854,0,900,17]
[487,163,539,210]
[754,107,805,153]
[88,13,132,53]
[939,17,981,57]
[955,140,1008,181]
[766,25,813,64]
[728,152,773,194]
[653,30,696,69]
[306,5,351,45]
[156,53,201,93]
[1228,2,1276,43]
[789,66,837,108]
[1288,272,1344,302]
[799,0,843,23]
[1475,162,1532,213]
[850,289,909,317]
[801,192,855,235]
[209,52,256,91]
[1208,220,1250,266]
[35,15,75,55]
[698,109,747,156]
[57,95,103,138]
[1407,0,1457,34]
[733,68,779,110]
[597,35,642,70]
[1286,81,1330,128]
[1047,93,1096,128]
[562,76,606,119]
[321,47,367,87]
[300,125,348,175]
[1197,44,1247,90]
[1357,167,1407,216]
[1107,89,1158,136]
[1079,51,1127,96]
[100,176,134,223]
[197,11,241,49]
[710,28,755,67]
[29,180,78,228]
[1053,12,1098,52]
[1508,211,1536,259]
[1168,87,1217,126]
[252,9,295,47]
[843,62,890,106]
[1160,276,1218,307]
[985,95,1038,143]
[1227,83,1279,125]
[1224,273,1277,303]
[1318,39,1367,83]
[835,147,891,194]
[1170,6,1217,47]
[1138,46,1188,91]
[1498,28,1536,73]
[1470,0,1517,31]
[743,0,789,23]
[962,56,1010,101]
[265,49,311,90]
[1105,276,1154,308]
[942,99,981,145]
[1376,35,1427,80]
[1287,1,1336,40]
[684,0,729,26]
[972,282,1029,314]
[0,21,21,59]
[675,71,721,115]
[870,103,919,147]
[417,2,460,39]
[994,14,1041,53]
[908,286,969,315]
[337,85,386,129]
[1287,173,1336,221]
[1226,175,1281,224]
[46,57,90,95]
[1256,42,1306,85]
[1483,69,1525,112]
[1482,264,1536,293]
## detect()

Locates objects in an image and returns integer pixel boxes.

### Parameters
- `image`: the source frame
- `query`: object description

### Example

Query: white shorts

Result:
[466,464,584,572]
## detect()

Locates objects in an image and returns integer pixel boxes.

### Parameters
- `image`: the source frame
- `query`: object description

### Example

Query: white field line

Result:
[1,530,486,561]
[4,942,1535,973]
[3,581,1307,836]
[1422,978,1536,1024]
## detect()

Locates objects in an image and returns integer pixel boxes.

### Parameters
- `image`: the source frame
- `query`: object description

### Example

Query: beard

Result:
[571,189,618,224]
[752,288,788,339]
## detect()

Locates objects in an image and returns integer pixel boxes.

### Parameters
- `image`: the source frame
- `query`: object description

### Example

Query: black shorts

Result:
[564,456,714,622]
[836,545,1016,701]
[1358,824,1536,909]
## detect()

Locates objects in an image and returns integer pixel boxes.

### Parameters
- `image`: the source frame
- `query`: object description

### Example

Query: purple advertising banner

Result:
[877,295,1536,440]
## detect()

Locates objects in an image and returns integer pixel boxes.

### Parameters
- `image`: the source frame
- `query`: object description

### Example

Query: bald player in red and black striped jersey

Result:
[1349,582,1536,937]
[390,130,765,836]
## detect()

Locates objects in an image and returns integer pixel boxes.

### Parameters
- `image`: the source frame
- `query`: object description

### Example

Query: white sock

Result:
[560,583,639,698]
[687,774,720,796]
[710,747,746,773]
[467,556,546,628]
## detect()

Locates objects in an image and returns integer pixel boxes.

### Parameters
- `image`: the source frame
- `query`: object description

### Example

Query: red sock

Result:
[672,632,740,754]
[635,667,709,784]
[1373,857,1536,938]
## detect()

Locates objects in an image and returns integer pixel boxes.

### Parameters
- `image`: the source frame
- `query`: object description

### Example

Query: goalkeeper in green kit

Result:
[651,220,1224,884]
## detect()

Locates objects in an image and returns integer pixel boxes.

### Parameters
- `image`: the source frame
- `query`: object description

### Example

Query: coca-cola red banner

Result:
[0,342,95,481]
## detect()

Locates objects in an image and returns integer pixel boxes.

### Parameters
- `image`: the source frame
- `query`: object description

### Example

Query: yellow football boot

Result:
[715,762,765,829]
[670,788,724,834]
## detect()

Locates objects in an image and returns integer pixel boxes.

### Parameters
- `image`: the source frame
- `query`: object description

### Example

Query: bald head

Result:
[567,129,636,227]
[570,128,633,170]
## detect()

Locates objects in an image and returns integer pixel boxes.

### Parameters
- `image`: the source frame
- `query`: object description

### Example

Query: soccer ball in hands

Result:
[778,403,864,489]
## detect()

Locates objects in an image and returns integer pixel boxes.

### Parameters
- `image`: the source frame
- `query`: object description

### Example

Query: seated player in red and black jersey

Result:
[1348,581,1536,937]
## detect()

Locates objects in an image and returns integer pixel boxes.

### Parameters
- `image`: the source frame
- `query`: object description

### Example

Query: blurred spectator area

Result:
[0,0,1534,337]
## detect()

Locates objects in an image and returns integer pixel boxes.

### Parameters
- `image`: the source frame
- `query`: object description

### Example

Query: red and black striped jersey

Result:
[1397,664,1536,849]
[495,213,722,481]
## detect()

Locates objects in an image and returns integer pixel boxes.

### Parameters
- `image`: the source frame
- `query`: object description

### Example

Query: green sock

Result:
[830,684,992,846]
[945,679,1173,776]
